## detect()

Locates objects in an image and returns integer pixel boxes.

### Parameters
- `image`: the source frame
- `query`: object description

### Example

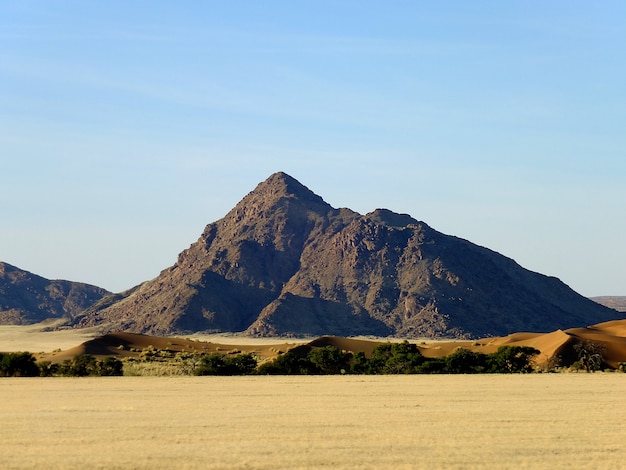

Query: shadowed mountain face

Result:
[0,262,110,324]
[73,172,620,338]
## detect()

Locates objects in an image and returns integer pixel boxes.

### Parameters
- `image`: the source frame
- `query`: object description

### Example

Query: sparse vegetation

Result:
[0,353,123,377]
[1,333,621,378]
[46,354,124,377]
[256,342,541,375]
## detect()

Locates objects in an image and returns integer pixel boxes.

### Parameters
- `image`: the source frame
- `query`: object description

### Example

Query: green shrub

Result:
[444,348,488,374]
[194,353,257,376]
[0,352,40,377]
[55,354,124,377]
[365,341,425,374]
[256,351,312,375]
[307,346,352,374]
[486,346,539,373]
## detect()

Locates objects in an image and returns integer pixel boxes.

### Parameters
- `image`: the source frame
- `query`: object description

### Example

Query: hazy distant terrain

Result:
[592,296,626,312]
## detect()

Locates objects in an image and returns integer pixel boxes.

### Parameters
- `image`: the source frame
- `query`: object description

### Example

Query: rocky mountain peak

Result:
[238,171,329,210]
[69,172,621,338]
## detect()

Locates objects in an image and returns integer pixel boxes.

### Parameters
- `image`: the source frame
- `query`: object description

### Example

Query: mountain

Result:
[0,262,110,324]
[73,172,621,338]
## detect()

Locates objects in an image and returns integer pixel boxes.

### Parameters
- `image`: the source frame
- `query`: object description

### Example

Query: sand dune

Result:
[564,325,626,368]
[4,318,626,370]
[0,321,103,353]
[39,331,305,364]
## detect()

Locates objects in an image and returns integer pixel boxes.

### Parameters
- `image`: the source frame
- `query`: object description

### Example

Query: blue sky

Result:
[1,1,624,296]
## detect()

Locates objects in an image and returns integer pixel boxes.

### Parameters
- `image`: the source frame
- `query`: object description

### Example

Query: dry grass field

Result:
[1,375,625,469]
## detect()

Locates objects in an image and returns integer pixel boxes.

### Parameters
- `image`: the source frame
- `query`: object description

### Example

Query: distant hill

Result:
[0,262,109,324]
[73,172,621,339]
[591,296,626,312]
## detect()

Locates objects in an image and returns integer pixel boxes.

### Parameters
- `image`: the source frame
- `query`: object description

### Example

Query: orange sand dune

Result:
[586,318,626,336]
[564,324,626,368]
[40,332,300,364]
[306,336,388,356]
[37,318,626,370]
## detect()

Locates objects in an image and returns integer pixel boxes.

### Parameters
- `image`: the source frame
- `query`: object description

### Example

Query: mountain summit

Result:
[75,172,620,338]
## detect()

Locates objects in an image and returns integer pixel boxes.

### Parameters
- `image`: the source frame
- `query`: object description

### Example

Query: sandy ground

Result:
[0,323,310,354]
[1,375,625,470]
[0,322,103,353]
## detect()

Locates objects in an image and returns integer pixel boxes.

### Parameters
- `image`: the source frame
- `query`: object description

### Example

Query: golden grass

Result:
[2,375,625,469]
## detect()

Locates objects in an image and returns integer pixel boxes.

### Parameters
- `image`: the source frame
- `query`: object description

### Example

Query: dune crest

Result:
[31,318,626,370]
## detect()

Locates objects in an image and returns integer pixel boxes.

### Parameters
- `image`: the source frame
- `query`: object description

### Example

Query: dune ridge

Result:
[28,318,626,370]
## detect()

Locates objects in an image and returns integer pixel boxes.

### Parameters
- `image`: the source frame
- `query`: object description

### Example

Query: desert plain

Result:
[1,375,625,469]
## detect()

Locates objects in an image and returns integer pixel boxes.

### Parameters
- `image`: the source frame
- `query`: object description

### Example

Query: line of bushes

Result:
[0,352,123,377]
[5,340,620,377]
[257,341,541,375]
[171,340,618,375]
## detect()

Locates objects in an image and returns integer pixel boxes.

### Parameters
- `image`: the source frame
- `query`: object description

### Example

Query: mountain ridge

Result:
[0,262,109,324]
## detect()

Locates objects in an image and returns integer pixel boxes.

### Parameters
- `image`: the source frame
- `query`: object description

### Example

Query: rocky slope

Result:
[73,172,620,338]
[0,262,110,324]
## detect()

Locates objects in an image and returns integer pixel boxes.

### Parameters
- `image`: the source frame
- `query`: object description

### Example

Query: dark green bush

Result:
[307,346,352,374]
[194,353,257,376]
[0,352,40,377]
[99,357,124,376]
[55,355,124,377]
[360,341,425,374]
[444,348,488,374]
[255,341,540,375]
[257,351,315,375]
[486,346,540,373]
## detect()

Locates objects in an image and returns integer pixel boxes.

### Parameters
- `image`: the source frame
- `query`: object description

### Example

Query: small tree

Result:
[350,351,369,374]
[69,354,98,376]
[384,341,424,374]
[367,343,393,374]
[0,352,40,377]
[573,341,605,372]
[487,346,539,373]
[444,348,488,374]
[228,353,258,375]
[38,361,58,377]
[98,357,124,376]
[257,351,312,375]
[307,346,352,374]
[195,353,257,376]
